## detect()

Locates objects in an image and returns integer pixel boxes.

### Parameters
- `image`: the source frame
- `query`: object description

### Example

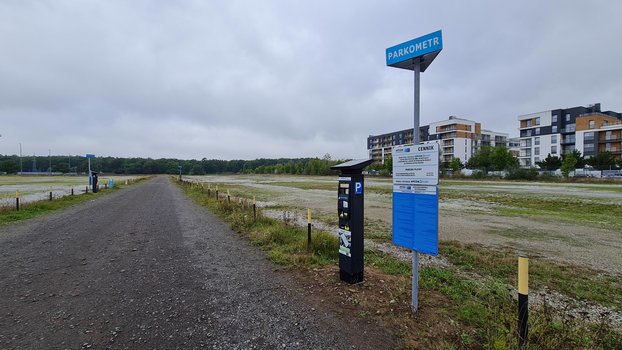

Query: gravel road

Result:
[0,177,387,349]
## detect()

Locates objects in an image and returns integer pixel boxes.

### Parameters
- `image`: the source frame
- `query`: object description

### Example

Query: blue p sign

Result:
[354,182,363,195]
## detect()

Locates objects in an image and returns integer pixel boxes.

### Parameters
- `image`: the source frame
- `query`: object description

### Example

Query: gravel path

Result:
[0,177,384,349]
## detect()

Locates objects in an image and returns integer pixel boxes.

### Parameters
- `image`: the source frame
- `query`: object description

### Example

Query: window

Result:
[566,114,571,122]
[584,132,594,141]
[552,125,557,133]
[535,128,541,135]
[535,117,541,125]
[606,131,612,140]
[551,135,557,143]
[526,120,532,127]
[534,147,540,156]
[551,146,557,154]
[603,121,609,127]
[534,137,540,146]
[552,115,558,123]
[534,157,540,163]
[589,120,595,129]
[584,144,595,152]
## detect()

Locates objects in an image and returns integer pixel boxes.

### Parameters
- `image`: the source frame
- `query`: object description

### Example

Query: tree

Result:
[490,146,518,171]
[586,152,617,170]
[449,157,463,172]
[536,154,562,171]
[560,153,578,178]
[467,146,517,172]
[565,150,585,168]
[0,160,18,174]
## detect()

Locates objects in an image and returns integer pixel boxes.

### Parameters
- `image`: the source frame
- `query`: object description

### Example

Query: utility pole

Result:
[19,143,23,174]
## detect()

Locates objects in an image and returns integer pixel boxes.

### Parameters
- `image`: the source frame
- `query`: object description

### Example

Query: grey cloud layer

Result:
[1,0,620,159]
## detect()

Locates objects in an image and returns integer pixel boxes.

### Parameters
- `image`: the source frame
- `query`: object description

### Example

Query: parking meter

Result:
[91,171,99,193]
[331,159,374,284]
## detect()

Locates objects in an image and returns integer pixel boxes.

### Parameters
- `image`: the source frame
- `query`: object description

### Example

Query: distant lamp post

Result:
[178,165,182,181]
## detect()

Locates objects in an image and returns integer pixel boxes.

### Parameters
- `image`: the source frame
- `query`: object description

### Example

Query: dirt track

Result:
[0,176,392,349]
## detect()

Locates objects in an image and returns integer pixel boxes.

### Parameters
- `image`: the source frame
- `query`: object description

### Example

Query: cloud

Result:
[1,0,621,159]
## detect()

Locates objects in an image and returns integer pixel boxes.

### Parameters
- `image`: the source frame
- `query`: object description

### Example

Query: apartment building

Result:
[575,114,622,160]
[517,103,622,167]
[508,137,521,157]
[367,116,508,164]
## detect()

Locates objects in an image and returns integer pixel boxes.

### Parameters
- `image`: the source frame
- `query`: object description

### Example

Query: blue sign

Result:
[386,30,442,67]
[354,182,363,195]
[392,190,439,255]
[85,154,96,158]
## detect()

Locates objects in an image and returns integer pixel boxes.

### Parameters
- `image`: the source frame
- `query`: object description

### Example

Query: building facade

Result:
[517,103,622,167]
[367,116,508,164]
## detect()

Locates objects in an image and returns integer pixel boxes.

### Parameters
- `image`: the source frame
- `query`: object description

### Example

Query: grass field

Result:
[179,174,622,349]
[0,175,143,206]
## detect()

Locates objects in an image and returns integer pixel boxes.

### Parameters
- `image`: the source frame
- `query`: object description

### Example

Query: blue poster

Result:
[392,190,438,256]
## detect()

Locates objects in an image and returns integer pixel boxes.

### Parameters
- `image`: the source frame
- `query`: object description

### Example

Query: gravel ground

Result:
[0,176,389,349]
[193,175,622,275]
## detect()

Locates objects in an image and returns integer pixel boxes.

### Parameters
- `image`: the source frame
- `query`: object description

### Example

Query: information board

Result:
[393,144,439,187]
[392,143,439,255]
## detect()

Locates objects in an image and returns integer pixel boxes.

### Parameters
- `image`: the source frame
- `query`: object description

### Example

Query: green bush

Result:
[506,167,539,180]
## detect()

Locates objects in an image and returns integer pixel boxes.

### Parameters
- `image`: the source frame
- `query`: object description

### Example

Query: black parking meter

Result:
[331,159,374,284]
[91,171,99,193]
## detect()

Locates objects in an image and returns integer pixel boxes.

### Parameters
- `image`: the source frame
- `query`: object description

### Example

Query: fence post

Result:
[16,191,20,211]
[518,256,529,348]
[216,186,219,201]
[85,185,89,193]
[227,189,230,204]
[253,195,256,222]
[49,188,53,201]
[71,188,74,196]
[307,208,312,247]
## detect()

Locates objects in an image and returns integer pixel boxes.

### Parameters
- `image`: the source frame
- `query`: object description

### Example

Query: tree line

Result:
[0,154,342,176]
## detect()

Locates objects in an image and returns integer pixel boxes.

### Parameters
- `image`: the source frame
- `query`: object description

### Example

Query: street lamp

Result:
[178,165,182,181]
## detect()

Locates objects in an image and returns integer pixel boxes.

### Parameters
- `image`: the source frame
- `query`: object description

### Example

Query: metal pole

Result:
[412,58,421,313]
[19,143,23,174]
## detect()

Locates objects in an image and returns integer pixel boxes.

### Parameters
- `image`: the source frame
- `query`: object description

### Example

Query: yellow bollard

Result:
[307,208,312,246]
[518,256,529,347]
[253,195,257,221]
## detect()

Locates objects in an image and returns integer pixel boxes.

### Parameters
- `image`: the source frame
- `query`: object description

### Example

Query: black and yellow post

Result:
[253,195,256,222]
[518,256,529,347]
[15,191,20,211]
[307,208,312,246]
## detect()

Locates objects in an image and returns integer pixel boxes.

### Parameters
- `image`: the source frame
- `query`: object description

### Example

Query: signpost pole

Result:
[412,58,421,313]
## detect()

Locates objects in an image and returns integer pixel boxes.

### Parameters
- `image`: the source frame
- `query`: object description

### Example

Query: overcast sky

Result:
[1,0,621,160]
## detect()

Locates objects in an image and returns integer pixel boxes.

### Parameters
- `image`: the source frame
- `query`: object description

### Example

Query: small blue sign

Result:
[386,30,442,66]
[85,154,96,159]
[354,182,363,195]
[392,190,439,255]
